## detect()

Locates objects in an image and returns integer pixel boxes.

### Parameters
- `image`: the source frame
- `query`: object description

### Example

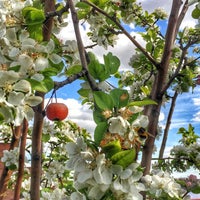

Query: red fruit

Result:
[46,103,68,121]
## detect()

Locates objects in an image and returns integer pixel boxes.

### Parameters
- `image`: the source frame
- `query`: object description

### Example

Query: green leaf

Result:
[103,52,120,74]
[8,65,21,72]
[41,77,54,92]
[102,140,121,158]
[78,88,90,98]
[76,2,91,9]
[88,52,109,81]
[93,108,107,124]
[191,185,200,194]
[27,77,54,93]
[0,112,4,122]
[48,59,64,74]
[94,122,108,145]
[42,67,59,77]
[8,164,17,170]
[88,59,109,81]
[110,89,129,109]
[42,134,51,142]
[66,65,82,76]
[22,7,45,41]
[93,91,114,110]
[128,99,157,107]
[146,42,153,53]
[192,6,200,19]
[22,7,45,25]
[111,148,137,169]
[41,59,64,77]
[27,25,43,42]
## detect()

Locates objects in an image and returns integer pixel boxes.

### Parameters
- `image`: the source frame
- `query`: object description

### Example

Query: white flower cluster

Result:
[107,109,149,148]
[0,0,33,38]
[142,170,185,199]
[1,147,19,168]
[45,160,68,185]
[41,188,67,200]
[65,137,145,200]
[21,186,67,200]
[63,40,80,65]
[170,142,200,171]
[87,14,118,49]
[0,0,65,125]
[0,70,43,125]
[153,8,168,19]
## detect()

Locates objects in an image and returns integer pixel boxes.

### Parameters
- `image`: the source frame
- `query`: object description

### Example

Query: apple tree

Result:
[0,0,200,200]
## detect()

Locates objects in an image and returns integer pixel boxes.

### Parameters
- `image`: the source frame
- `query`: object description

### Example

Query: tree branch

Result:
[68,0,99,91]
[14,119,28,200]
[0,125,22,200]
[159,90,178,159]
[175,0,189,37]
[44,2,69,23]
[161,48,188,95]
[54,69,88,91]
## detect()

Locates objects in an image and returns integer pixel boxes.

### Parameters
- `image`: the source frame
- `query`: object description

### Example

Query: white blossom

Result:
[108,116,130,135]
[142,170,184,199]
[1,147,19,168]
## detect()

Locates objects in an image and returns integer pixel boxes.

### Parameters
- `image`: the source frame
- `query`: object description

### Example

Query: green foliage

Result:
[88,52,120,82]
[142,27,164,59]
[191,184,200,194]
[128,99,157,107]
[101,140,121,158]
[192,5,200,19]
[93,89,129,111]
[111,148,137,169]
[93,91,114,110]
[110,89,129,109]
[0,112,4,122]
[178,123,200,146]
[94,121,108,145]
[27,77,54,93]
[76,2,92,19]
[65,65,82,76]
[22,6,45,41]
[155,124,200,173]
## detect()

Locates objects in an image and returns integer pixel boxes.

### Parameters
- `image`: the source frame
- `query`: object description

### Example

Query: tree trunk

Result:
[30,0,55,199]
[141,0,183,175]
[30,92,44,200]
[159,90,178,159]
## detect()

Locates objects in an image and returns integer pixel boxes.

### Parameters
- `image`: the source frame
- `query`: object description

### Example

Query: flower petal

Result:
[13,80,31,93]
[24,96,43,106]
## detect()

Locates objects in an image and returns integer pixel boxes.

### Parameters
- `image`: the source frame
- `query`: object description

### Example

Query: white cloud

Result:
[193,97,200,106]
[159,112,165,122]
[137,0,172,12]
[192,111,200,122]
